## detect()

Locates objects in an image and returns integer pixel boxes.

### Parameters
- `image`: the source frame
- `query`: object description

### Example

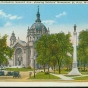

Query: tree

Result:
[50,56,57,73]
[35,32,73,74]
[0,34,14,66]
[63,53,73,71]
[54,32,73,74]
[78,30,88,71]
[35,34,50,72]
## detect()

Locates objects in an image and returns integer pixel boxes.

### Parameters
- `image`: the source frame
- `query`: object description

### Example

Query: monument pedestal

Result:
[68,62,82,75]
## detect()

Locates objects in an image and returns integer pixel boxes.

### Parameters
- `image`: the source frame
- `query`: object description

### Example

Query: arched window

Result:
[15,48,23,66]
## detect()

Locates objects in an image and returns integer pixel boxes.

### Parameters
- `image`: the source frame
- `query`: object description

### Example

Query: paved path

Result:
[50,73,74,80]
[50,73,88,80]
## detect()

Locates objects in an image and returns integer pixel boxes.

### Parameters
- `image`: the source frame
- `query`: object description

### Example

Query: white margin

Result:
[0,1,88,4]
[0,1,88,87]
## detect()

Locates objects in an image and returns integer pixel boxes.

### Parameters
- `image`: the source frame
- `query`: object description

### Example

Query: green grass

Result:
[51,70,69,74]
[29,72,60,79]
[81,72,88,75]
[4,68,33,71]
[73,76,88,80]
[39,69,88,75]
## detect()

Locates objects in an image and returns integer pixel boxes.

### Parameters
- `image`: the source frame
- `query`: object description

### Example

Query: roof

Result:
[20,40,26,44]
[30,22,47,31]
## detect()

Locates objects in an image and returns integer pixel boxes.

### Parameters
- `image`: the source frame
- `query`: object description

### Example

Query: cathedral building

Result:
[9,6,50,68]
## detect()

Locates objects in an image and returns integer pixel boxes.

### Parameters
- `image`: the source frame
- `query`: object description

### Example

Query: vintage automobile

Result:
[13,71,21,78]
[0,71,5,76]
[6,71,13,76]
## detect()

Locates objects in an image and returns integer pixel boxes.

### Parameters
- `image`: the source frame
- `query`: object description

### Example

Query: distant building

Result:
[9,6,50,68]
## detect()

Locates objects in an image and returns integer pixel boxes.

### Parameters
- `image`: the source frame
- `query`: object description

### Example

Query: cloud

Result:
[0,9,23,20]
[42,20,56,25]
[0,10,7,17]
[9,15,23,20]
[17,16,23,19]
[56,12,67,18]
[9,15,18,20]
[4,22,12,27]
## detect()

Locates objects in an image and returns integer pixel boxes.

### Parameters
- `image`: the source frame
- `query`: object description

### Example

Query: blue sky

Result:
[0,4,88,46]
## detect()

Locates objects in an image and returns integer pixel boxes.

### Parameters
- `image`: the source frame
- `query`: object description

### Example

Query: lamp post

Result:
[21,55,23,67]
[34,55,36,78]
[49,57,50,79]
[9,48,11,67]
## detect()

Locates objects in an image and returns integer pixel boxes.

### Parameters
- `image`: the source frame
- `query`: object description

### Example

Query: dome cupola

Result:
[35,5,41,22]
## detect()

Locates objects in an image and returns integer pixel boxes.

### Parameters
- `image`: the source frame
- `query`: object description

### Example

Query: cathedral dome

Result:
[30,22,47,31]
[29,6,47,32]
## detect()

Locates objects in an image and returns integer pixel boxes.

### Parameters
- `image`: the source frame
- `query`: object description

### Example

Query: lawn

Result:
[73,76,88,80]
[51,70,69,74]
[4,68,33,71]
[29,72,60,79]
[81,72,88,75]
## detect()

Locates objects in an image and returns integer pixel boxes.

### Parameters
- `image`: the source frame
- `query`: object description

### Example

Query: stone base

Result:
[68,68,82,75]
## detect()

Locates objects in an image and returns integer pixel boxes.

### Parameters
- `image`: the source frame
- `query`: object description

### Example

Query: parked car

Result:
[13,71,21,78]
[0,71,5,76]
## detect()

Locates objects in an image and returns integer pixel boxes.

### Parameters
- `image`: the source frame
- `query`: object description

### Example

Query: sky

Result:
[0,3,88,46]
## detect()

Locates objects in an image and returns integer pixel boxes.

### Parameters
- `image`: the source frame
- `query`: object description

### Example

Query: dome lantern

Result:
[35,5,41,22]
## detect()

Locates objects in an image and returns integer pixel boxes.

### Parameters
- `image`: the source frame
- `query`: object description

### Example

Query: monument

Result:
[68,24,82,75]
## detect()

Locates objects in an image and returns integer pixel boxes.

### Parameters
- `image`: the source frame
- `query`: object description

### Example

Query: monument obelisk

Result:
[68,24,81,75]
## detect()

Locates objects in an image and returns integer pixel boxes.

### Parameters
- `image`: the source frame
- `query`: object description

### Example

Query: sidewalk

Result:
[50,73,74,80]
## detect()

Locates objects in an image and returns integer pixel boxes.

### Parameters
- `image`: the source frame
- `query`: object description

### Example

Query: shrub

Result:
[27,66,31,69]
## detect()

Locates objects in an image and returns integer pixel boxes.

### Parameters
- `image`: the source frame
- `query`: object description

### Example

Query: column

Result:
[68,24,81,75]
[30,47,34,68]
[22,52,26,67]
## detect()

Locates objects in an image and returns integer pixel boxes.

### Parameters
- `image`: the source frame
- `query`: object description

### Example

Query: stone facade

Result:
[9,6,50,68]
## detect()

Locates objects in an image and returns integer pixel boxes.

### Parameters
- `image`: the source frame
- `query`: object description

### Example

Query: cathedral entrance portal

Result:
[15,48,23,66]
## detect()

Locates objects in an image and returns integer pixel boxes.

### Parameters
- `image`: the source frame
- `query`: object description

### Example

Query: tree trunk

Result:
[57,60,61,74]
[58,65,61,74]
[48,64,49,72]
[83,63,85,72]
[54,65,55,73]
[44,64,45,72]
[81,61,82,72]
[67,65,68,71]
